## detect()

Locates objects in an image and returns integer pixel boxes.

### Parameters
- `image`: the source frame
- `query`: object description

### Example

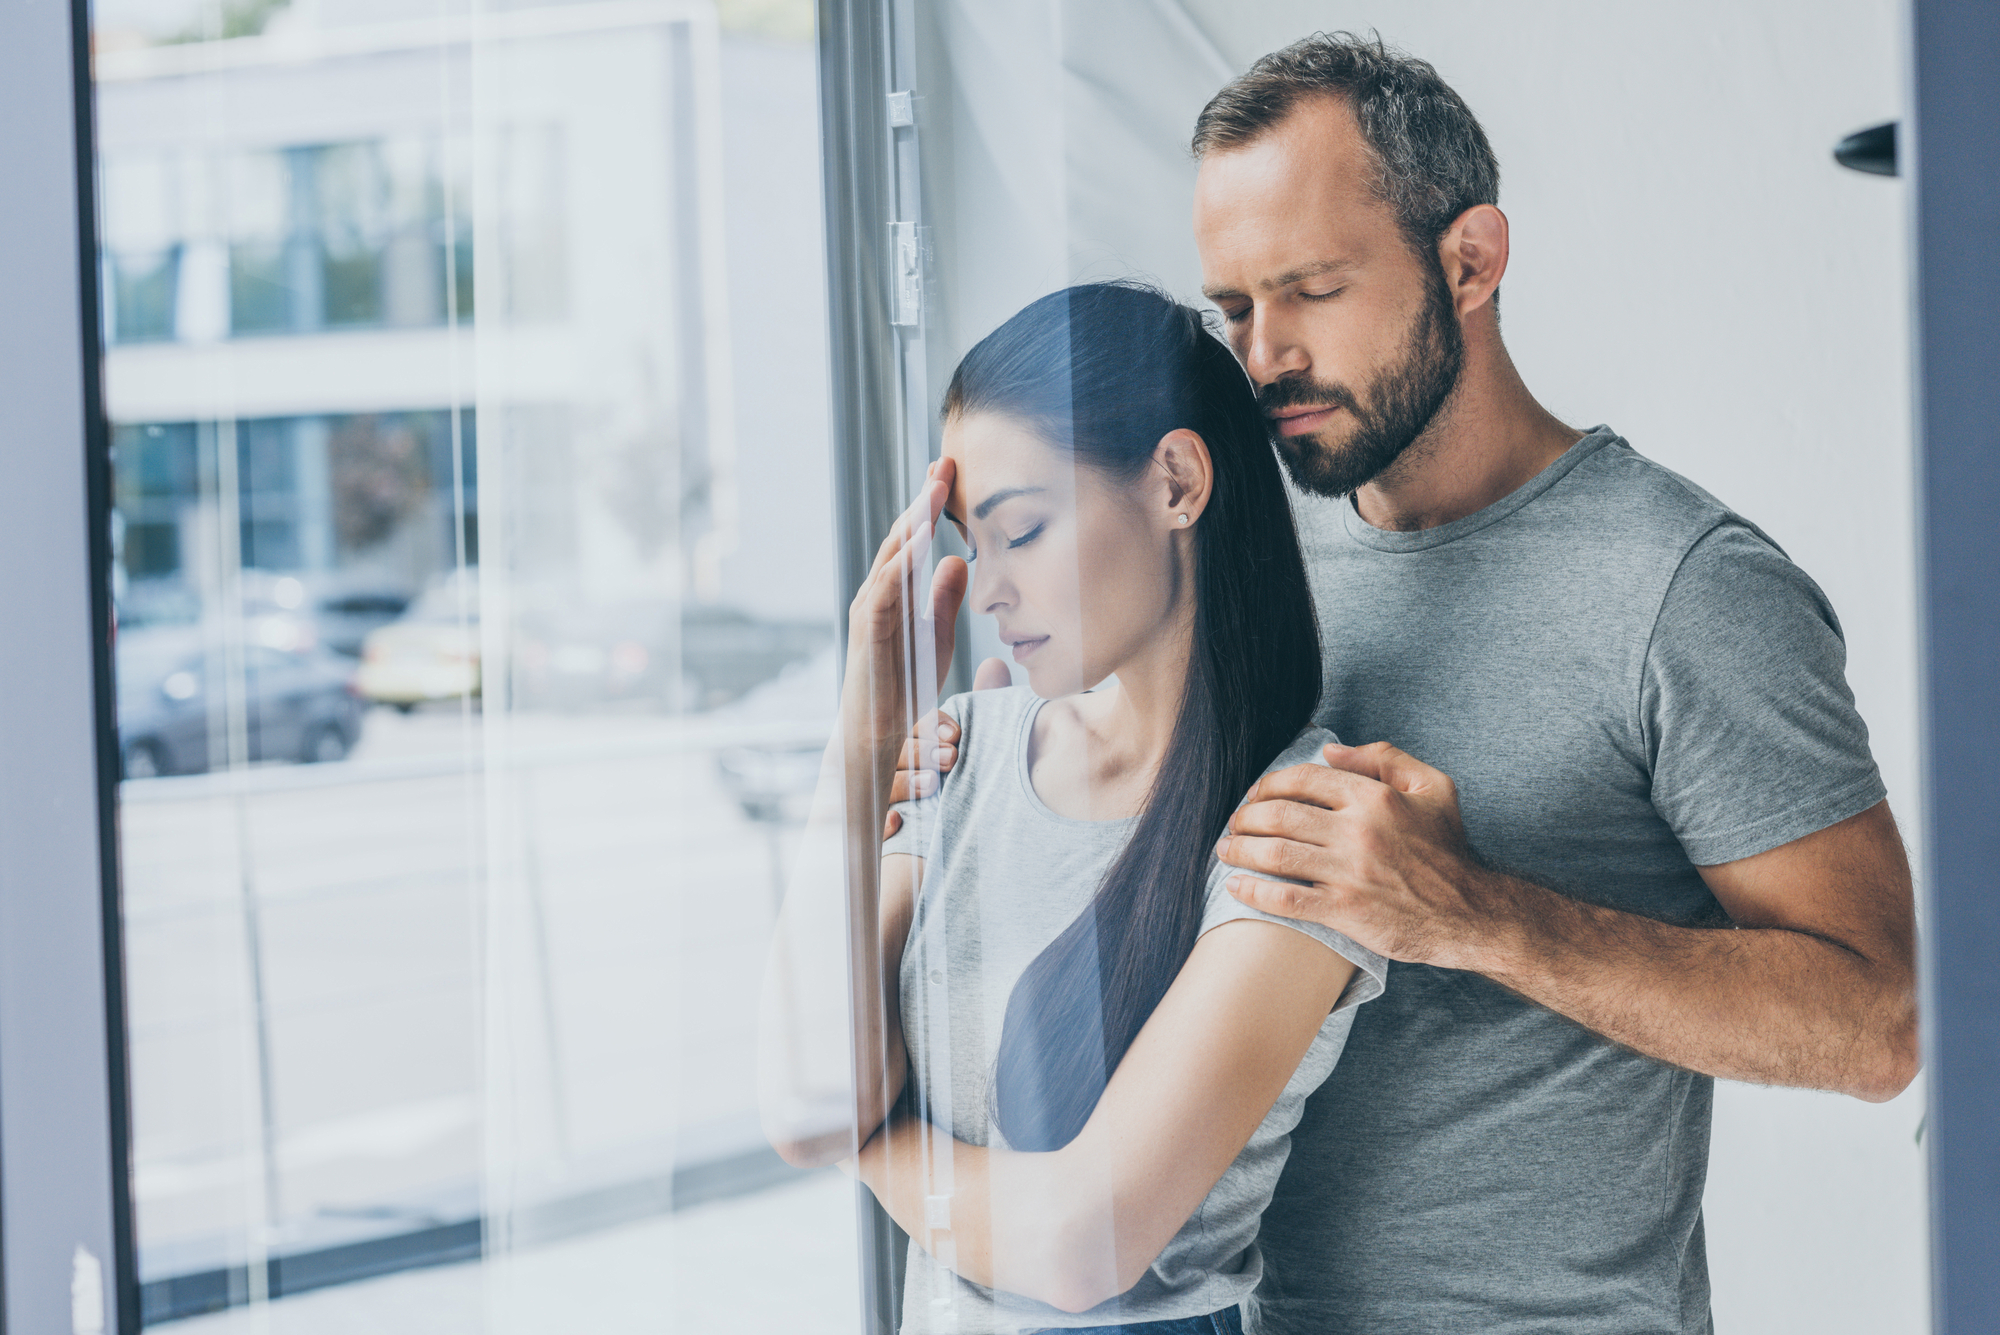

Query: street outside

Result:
[165,1170,862,1334]
[122,690,838,1297]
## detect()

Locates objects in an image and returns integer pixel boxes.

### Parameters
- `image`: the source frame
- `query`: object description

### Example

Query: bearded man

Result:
[895,32,1917,1335]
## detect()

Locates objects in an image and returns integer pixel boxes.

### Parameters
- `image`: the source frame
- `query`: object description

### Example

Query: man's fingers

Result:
[895,737,955,775]
[882,810,902,842]
[1224,874,1312,921]
[905,713,960,746]
[1242,761,1374,810]
[887,769,937,804]
[1323,740,1452,799]
[973,657,1012,691]
[1214,832,1317,884]
[1225,797,1336,843]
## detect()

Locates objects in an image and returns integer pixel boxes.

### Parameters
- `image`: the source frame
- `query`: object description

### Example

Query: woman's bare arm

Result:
[851,917,1357,1313]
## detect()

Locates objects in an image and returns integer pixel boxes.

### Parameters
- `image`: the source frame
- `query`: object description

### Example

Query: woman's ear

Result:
[1153,429,1214,529]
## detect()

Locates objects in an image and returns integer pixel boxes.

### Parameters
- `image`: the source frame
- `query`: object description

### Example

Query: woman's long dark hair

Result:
[945,283,1322,1152]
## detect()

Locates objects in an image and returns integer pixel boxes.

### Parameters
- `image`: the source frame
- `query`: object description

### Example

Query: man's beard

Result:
[1261,265,1466,499]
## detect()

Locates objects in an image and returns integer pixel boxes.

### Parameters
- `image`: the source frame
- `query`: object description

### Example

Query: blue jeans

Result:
[1035,1308,1242,1335]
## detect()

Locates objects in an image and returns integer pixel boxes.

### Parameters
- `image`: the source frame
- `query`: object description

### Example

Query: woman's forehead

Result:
[943,413,1075,517]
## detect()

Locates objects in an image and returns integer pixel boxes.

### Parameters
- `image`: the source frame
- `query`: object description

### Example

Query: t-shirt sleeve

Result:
[1200,867,1389,1012]
[1197,728,1388,1012]
[1642,522,1887,866]
[879,694,968,863]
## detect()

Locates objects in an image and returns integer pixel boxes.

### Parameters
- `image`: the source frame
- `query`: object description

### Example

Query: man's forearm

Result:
[1461,869,1918,1100]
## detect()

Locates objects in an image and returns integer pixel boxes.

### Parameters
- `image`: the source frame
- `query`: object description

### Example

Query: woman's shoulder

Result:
[939,683,1039,739]
[1259,722,1341,779]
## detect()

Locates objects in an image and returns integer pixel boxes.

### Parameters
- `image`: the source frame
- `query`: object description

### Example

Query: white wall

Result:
[1175,4,1925,1331]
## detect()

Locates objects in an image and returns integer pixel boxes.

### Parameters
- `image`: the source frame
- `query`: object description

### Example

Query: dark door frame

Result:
[1908,2,2000,1329]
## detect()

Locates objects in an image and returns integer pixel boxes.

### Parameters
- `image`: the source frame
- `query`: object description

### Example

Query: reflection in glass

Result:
[94,1,853,1328]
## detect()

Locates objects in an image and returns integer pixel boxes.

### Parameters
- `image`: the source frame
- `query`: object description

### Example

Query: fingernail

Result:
[1214,836,1229,855]
[937,745,955,762]
[1226,876,1243,894]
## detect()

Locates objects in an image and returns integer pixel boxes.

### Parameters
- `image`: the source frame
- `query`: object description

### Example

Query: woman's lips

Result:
[1009,636,1048,663]
[1271,405,1340,438]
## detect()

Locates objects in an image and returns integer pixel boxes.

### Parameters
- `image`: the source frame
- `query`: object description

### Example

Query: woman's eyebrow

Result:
[973,486,1044,520]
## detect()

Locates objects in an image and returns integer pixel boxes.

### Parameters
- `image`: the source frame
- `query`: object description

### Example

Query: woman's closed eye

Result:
[967,521,1044,561]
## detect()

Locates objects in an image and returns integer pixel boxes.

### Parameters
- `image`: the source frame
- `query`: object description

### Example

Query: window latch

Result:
[891,221,921,327]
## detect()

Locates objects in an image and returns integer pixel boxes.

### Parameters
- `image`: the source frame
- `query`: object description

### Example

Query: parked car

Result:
[516,602,833,711]
[515,599,675,711]
[356,580,480,710]
[116,628,364,778]
[118,572,414,658]
[681,605,832,709]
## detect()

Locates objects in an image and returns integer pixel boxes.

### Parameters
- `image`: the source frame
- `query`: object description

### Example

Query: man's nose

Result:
[1240,307,1311,386]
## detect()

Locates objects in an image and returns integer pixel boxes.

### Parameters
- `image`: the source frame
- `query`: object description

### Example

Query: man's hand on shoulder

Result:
[1218,741,1920,1100]
[881,656,1011,841]
[1216,741,1511,967]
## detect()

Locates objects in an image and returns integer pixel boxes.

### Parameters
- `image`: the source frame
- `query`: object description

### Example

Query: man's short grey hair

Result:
[1192,32,1500,259]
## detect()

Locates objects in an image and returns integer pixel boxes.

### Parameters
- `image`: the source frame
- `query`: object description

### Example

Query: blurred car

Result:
[118,572,413,658]
[681,605,831,710]
[515,600,832,712]
[356,579,480,710]
[116,628,364,778]
[515,599,673,710]
[313,586,416,655]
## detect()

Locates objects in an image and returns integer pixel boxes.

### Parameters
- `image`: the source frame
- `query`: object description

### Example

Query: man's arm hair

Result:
[1474,800,1917,1099]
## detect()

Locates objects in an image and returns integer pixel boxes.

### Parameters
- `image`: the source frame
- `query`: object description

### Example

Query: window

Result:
[91,2,856,1327]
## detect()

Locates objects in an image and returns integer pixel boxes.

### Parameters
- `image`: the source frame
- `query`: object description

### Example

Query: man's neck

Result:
[1352,334,1584,533]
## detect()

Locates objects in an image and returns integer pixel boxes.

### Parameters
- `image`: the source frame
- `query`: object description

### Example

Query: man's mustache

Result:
[1257,375,1362,418]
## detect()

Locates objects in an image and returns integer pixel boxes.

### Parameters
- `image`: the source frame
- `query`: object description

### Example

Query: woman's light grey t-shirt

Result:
[880,685,1387,1335]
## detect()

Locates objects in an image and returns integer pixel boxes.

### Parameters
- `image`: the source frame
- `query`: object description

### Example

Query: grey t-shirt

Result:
[1247,427,1885,1335]
[883,685,1388,1335]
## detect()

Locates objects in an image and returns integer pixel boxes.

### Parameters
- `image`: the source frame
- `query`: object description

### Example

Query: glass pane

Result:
[792,6,1923,1335]
[93,1,857,1329]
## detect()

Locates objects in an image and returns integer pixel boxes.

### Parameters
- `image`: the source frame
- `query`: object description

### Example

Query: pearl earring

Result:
[1177,514,1190,525]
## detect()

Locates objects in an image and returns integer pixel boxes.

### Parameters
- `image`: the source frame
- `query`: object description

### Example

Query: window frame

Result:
[814,1,921,1330]
[0,0,138,1330]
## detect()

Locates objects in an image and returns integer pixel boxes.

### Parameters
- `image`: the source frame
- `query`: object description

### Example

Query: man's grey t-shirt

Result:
[1247,427,1884,1335]
[883,686,1388,1334]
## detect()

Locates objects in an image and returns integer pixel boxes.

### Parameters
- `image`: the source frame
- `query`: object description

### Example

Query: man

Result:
[893,32,1916,1335]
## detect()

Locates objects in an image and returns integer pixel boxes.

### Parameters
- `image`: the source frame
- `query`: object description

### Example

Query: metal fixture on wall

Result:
[1835,120,1899,176]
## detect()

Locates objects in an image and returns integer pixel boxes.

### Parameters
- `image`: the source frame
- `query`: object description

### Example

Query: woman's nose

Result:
[970,557,1011,616]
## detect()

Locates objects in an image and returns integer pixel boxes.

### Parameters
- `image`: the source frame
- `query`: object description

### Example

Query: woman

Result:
[800,283,1384,1334]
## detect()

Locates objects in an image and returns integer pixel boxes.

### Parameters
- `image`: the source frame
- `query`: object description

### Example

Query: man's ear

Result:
[1153,428,1215,526]
[1438,203,1508,316]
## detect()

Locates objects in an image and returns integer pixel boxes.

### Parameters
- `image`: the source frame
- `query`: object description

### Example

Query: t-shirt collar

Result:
[1336,425,1621,553]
